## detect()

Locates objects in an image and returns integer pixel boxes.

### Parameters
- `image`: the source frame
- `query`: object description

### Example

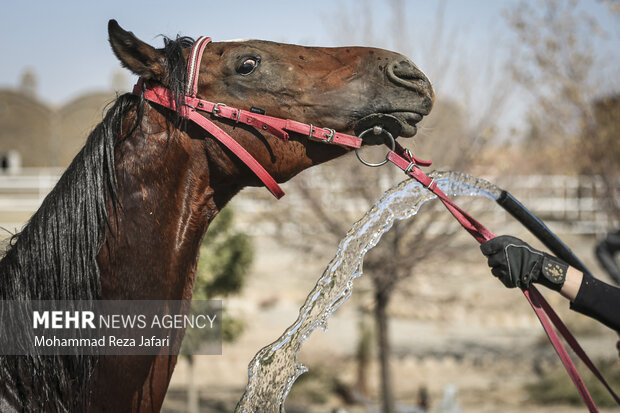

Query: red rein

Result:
[386,147,619,412]
[133,35,617,411]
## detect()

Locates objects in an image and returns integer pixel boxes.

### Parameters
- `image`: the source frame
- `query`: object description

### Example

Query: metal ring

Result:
[308,124,314,139]
[355,127,396,167]
[213,103,226,117]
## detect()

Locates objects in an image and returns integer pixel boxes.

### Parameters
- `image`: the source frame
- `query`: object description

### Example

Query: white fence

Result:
[490,174,616,235]
[0,169,617,235]
[0,168,63,229]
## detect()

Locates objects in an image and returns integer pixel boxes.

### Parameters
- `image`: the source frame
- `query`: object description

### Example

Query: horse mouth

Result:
[354,111,424,145]
[388,111,423,137]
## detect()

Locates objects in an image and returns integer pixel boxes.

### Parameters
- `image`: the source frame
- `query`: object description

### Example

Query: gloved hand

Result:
[480,235,568,291]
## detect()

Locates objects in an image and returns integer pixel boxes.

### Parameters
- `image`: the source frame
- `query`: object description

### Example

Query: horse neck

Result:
[97,107,236,301]
[90,106,241,412]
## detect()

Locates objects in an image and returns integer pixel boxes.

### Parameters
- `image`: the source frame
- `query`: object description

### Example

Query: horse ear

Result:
[108,20,166,81]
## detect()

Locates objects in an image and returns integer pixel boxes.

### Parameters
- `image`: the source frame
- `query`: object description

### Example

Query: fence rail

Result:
[488,174,616,235]
[0,169,617,235]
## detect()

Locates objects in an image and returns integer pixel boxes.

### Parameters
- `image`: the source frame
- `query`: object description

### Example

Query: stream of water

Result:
[235,171,503,412]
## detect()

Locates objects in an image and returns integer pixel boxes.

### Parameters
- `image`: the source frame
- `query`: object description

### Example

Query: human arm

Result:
[481,235,620,332]
[479,235,568,291]
[560,266,583,302]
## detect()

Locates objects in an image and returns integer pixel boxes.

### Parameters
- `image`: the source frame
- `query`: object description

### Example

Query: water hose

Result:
[497,190,590,274]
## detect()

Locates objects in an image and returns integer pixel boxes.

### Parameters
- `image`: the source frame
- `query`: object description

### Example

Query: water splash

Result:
[235,171,502,412]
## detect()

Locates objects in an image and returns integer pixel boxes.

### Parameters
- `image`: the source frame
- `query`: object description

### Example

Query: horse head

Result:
[108,20,434,193]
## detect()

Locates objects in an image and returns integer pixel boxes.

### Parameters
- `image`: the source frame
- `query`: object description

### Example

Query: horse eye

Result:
[237,57,259,75]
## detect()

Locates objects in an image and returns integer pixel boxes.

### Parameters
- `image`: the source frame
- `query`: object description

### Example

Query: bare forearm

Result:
[560,266,583,302]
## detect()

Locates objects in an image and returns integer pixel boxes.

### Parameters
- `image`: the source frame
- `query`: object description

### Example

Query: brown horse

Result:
[0,20,433,412]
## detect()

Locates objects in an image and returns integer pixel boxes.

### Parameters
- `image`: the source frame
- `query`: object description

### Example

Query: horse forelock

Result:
[161,34,195,125]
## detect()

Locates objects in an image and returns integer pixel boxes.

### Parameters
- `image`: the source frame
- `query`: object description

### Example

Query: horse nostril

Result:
[387,60,431,94]
[391,61,422,80]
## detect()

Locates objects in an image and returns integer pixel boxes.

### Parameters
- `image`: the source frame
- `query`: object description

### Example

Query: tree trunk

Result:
[187,355,199,413]
[375,289,395,413]
[355,315,373,398]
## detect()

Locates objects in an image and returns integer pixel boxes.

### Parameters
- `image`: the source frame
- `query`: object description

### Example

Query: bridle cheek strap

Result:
[132,35,362,199]
[133,79,284,198]
[189,107,287,198]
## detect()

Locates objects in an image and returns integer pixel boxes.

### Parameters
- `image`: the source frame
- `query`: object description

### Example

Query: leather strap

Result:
[527,287,620,407]
[386,150,494,243]
[524,287,598,411]
[134,79,285,198]
[186,107,286,199]
[186,36,212,96]
[132,36,363,199]
[386,146,620,412]
[181,93,362,148]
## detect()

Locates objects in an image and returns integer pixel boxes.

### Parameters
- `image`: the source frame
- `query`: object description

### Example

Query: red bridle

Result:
[133,36,364,199]
[133,35,617,411]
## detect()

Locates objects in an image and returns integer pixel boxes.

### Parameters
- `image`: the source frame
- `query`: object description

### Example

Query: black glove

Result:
[480,235,568,291]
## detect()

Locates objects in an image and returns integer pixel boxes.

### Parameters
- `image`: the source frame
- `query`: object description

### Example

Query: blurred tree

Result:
[194,207,254,302]
[505,0,620,223]
[583,95,620,222]
[355,316,373,398]
[181,207,253,413]
[259,1,513,412]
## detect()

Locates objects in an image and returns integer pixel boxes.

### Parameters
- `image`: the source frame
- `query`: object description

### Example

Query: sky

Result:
[1,0,618,122]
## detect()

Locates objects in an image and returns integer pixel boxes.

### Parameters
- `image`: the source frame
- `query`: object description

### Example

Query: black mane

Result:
[0,34,193,412]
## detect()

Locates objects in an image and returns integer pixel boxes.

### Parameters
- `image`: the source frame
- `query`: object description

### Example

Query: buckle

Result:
[403,157,434,188]
[213,103,226,117]
[323,128,335,143]
[404,161,416,174]
[404,148,414,162]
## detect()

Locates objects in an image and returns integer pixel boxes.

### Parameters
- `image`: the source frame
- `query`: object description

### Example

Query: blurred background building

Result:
[0,69,126,170]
